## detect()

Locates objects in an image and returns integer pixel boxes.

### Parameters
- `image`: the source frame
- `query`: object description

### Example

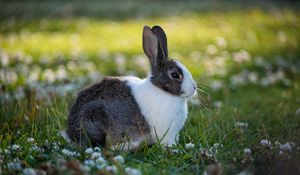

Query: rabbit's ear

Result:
[143,26,158,69]
[151,26,168,59]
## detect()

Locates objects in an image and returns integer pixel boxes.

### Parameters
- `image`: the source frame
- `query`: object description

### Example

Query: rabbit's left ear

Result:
[151,26,168,60]
[143,26,158,70]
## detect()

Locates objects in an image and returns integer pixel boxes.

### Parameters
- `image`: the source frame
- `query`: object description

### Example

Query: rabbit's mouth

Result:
[179,89,197,99]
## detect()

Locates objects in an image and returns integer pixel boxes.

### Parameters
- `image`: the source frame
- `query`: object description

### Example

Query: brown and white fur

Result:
[67,25,197,149]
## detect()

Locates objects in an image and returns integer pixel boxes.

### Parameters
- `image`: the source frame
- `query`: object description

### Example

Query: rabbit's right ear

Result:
[143,26,158,70]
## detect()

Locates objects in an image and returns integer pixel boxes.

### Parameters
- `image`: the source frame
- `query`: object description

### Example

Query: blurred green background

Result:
[0,0,300,174]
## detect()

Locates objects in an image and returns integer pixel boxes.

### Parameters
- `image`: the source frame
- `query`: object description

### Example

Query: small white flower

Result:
[233,50,250,63]
[91,152,102,159]
[248,72,258,83]
[11,144,21,151]
[185,143,195,149]
[95,157,106,164]
[275,141,281,146]
[207,45,217,55]
[243,148,251,155]
[209,80,223,91]
[61,149,80,157]
[280,142,292,152]
[7,162,22,171]
[215,37,227,48]
[235,122,249,129]
[260,139,271,147]
[213,143,223,148]
[85,147,94,154]
[81,165,91,172]
[296,108,300,116]
[53,145,60,150]
[84,159,96,167]
[106,165,117,173]
[171,149,179,154]
[4,149,11,154]
[30,146,41,152]
[96,164,106,170]
[94,146,101,152]
[23,168,36,175]
[213,101,223,109]
[125,167,142,175]
[27,138,35,144]
[114,155,125,164]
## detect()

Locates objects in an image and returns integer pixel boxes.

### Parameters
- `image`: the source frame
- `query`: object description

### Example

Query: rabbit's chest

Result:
[145,100,187,135]
[127,78,188,141]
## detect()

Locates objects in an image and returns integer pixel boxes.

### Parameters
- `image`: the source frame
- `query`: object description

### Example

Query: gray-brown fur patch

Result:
[67,77,150,147]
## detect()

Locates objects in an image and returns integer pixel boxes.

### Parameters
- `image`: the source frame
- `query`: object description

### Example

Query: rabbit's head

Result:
[143,26,197,98]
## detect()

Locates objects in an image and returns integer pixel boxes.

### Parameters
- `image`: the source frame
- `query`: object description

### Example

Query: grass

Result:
[0,0,300,174]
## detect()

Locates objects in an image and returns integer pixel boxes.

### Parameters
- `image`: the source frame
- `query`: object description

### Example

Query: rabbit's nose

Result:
[193,82,197,90]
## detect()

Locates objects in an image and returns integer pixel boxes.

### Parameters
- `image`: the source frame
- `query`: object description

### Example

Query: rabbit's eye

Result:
[171,72,180,80]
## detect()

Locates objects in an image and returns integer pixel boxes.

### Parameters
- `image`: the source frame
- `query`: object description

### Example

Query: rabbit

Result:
[67,25,197,149]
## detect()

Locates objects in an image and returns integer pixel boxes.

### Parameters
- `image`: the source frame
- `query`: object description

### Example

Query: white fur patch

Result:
[125,76,188,146]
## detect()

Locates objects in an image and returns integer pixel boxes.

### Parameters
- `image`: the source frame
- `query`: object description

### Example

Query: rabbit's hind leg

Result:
[79,101,108,147]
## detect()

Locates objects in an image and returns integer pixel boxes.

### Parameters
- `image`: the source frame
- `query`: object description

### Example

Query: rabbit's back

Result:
[67,77,150,146]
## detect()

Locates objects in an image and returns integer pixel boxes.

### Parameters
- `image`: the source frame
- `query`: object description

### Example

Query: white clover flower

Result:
[248,72,258,83]
[1,53,9,66]
[94,146,101,152]
[81,165,91,172]
[95,157,107,164]
[91,152,102,159]
[27,138,35,144]
[260,139,271,147]
[84,159,96,167]
[275,141,281,146]
[209,80,223,91]
[43,69,56,82]
[114,155,125,164]
[296,108,300,116]
[215,37,227,48]
[11,144,21,151]
[185,143,195,149]
[115,54,126,74]
[56,66,67,80]
[106,165,117,173]
[61,149,80,157]
[280,142,292,152]
[4,149,10,154]
[213,143,223,148]
[30,146,41,152]
[243,148,251,155]
[96,164,106,170]
[171,149,179,154]
[207,45,217,55]
[53,145,60,151]
[125,167,142,175]
[85,147,94,154]
[233,50,250,63]
[23,168,36,175]
[7,162,22,171]
[133,55,148,71]
[213,101,223,109]
[235,122,249,131]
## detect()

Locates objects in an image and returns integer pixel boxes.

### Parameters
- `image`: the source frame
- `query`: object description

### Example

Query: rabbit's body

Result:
[67,77,150,147]
[67,26,197,149]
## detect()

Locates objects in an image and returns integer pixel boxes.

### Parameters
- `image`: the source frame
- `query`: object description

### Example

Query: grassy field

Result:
[1,0,300,174]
